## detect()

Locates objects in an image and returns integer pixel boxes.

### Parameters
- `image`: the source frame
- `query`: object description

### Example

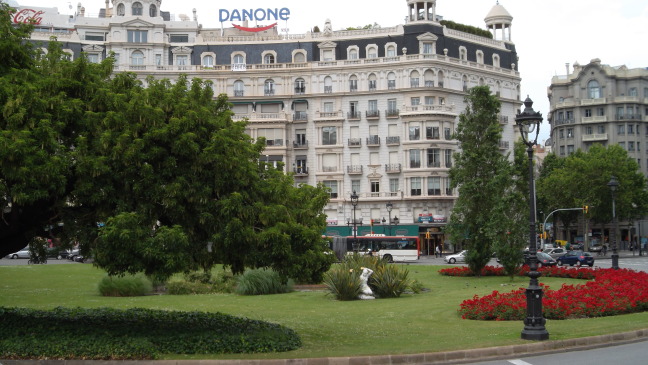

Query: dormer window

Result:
[149,4,157,17]
[132,2,143,16]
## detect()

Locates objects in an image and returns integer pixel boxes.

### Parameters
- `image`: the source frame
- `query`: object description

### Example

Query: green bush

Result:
[371,265,411,298]
[235,268,293,295]
[0,306,301,359]
[166,281,214,295]
[323,266,362,301]
[97,274,153,297]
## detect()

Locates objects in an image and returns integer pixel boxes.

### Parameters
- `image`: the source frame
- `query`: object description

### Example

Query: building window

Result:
[202,55,214,67]
[367,46,377,58]
[263,53,275,64]
[422,43,433,54]
[127,30,148,43]
[629,87,638,97]
[618,124,625,135]
[323,181,338,199]
[169,34,189,43]
[233,54,245,68]
[597,125,606,134]
[585,109,592,117]
[85,53,100,63]
[411,97,420,106]
[294,78,305,94]
[585,126,593,135]
[322,126,337,145]
[388,99,397,114]
[371,180,380,195]
[130,50,144,65]
[348,48,358,59]
[233,80,244,96]
[628,124,635,134]
[559,129,564,139]
[293,51,306,63]
[560,146,565,156]
[444,127,452,140]
[351,180,361,194]
[410,149,421,168]
[264,79,275,96]
[619,142,626,150]
[132,2,143,16]
[444,149,452,167]
[389,178,399,195]
[428,177,441,196]
[149,4,157,17]
[597,107,605,116]
[567,128,573,138]
[409,125,420,140]
[426,126,439,140]
[427,148,440,167]
[588,80,601,99]
[567,145,575,155]
[386,45,396,57]
[410,177,422,196]
[349,77,358,92]
[629,141,635,151]
[566,110,573,121]
[176,55,188,66]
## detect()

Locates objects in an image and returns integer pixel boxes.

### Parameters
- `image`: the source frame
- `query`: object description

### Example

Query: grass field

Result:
[1,262,647,360]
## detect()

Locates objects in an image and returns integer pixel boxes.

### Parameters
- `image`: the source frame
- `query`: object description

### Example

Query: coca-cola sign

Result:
[13,9,45,25]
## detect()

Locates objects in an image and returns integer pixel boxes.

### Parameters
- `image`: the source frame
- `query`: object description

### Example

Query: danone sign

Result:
[219,7,291,23]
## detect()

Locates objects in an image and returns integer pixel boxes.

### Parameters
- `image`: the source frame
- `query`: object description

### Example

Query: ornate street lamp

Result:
[607,176,620,269]
[351,190,359,253]
[386,202,393,236]
[516,96,549,341]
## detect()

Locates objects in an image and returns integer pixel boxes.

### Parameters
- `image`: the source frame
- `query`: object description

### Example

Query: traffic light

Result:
[583,205,589,214]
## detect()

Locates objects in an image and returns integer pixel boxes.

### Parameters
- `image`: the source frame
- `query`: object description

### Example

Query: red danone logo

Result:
[13,9,45,25]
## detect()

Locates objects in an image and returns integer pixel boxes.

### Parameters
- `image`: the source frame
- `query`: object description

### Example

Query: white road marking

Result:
[507,360,533,365]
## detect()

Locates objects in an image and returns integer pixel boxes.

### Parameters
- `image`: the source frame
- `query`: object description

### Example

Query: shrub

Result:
[0,306,301,359]
[166,281,214,295]
[169,268,238,295]
[323,266,362,301]
[371,264,411,298]
[235,268,293,295]
[97,274,153,297]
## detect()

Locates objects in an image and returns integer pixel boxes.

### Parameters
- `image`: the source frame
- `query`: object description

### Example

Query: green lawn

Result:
[1,262,647,359]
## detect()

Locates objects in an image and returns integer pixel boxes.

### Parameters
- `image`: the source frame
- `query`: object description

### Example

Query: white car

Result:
[542,247,567,259]
[444,250,467,264]
[5,247,30,259]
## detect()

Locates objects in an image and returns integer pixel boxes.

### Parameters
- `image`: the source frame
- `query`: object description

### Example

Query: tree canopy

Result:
[0,3,334,283]
[448,86,526,275]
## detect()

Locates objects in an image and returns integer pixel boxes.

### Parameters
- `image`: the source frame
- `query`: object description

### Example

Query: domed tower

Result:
[112,0,162,18]
[484,1,513,42]
[406,0,437,23]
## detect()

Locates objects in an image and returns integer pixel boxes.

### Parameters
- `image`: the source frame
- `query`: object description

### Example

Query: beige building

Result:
[13,0,523,252]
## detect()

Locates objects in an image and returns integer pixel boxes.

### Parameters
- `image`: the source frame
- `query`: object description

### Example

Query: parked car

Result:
[4,247,30,259]
[67,248,81,261]
[526,252,557,267]
[556,251,595,267]
[589,242,603,253]
[47,247,70,260]
[543,247,567,259]
[444,250,467,264]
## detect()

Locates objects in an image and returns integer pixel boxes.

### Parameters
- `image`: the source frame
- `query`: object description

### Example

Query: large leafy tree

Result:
[537,144,648,234]
[0,4,333,283]
[448,86,524,275]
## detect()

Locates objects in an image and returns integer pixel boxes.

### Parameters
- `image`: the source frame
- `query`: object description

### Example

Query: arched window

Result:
[149,4,157,17]
[349,75,358,92]
[476,50,484,64]
[202,55,214,67]
[294,78,306,94]
[410,70,420,88]
[349,49,358,60]
[492,54,500,68]
[233,54,244,65]
[234,80,244,96]
[130,50,144,65]
[368,73,377,90]
[459,47,467,61]
[387,72,396,90]
[117,3,125,16]
[132,2,143,16]
[386,45,396,57]
[324,76,333,93]
[367,46,377,58]
[293,52,305,63]
[264,54,275,64]
[264,79,275,96]
[588,80,601,99]
[462,75,469,91]
[437,70,445,87]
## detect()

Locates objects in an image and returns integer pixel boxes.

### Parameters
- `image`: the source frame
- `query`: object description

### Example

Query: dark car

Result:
[556,251,595,267]
[47,247,70,260]
[522,251,557,267]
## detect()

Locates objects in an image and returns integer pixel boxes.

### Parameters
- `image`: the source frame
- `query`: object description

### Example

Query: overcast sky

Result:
[13,0,648,144]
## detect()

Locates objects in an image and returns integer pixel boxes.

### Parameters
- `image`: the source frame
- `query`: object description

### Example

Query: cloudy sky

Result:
[12,0,648,143]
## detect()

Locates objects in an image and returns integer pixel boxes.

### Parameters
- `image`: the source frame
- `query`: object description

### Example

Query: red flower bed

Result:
[439,266,648,320]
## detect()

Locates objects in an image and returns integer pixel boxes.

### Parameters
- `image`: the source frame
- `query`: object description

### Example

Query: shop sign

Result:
[13,9,44,25]
[326,219,338,226]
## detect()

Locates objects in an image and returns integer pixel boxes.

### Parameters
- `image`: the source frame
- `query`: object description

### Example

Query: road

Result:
[469,339,648,365]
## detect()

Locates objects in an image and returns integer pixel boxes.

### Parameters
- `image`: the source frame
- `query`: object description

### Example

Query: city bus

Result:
[330,234,420,262]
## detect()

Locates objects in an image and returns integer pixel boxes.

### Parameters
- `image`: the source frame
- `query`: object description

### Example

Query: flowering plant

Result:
[440,266,648,320]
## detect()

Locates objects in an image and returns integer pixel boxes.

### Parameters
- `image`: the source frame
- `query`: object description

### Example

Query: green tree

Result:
[537,144,648,233]
[0,9,334,283]
[448,86,522,275]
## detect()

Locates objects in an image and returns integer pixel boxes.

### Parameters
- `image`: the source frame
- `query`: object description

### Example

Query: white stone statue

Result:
[323,19,332,36]
[358,267,375,300]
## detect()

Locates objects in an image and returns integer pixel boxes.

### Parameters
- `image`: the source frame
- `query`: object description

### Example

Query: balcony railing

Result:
[366,136,380,146]
[385,163,401,173]
[265,139,284,146]
[348,138,361,147]
[347,111,361,120]
[293,140,308,148]
[366,110,380,119]
[264,88,275,96]
[386,109,400,118]
[293,167,309,175]
[234,90,244,97]
[386,136,400,145]
[293,111,307,121]
[347,165,363,174]
[324,86,332,93]
[582,133,608,142]
[322,166,338,172]
[294,86,305,95]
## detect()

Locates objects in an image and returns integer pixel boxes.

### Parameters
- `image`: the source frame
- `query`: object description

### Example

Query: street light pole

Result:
[516,96,549,341]
[608,176,620,269]
[351,190,359,253]
[386,202,393,236]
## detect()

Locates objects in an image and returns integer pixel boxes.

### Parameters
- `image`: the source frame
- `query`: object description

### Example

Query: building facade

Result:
[547,58,648,246]
[10,0,523,253]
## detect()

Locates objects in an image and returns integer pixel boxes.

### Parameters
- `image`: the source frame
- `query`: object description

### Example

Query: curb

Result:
[1,328,646,365]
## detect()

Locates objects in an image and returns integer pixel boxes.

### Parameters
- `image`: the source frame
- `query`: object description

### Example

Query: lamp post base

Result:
[611,252,619,269]
[521,327,550,341]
